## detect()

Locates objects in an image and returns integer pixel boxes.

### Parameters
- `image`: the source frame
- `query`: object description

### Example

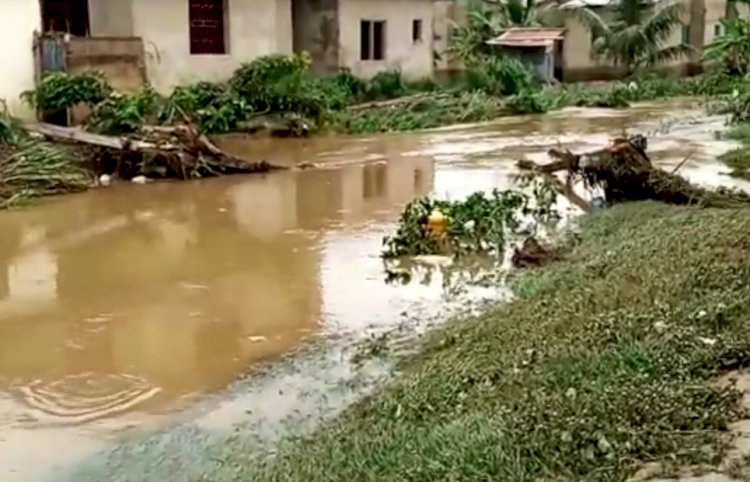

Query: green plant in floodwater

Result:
[382,174,559,259]
[334,91,506,134]
[0,139,92,208]
[22,71,112,112]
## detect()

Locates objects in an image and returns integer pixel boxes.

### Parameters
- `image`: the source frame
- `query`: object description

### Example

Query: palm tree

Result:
[704,17,750,75]
[569,0,692,75]
[450,0,550,60]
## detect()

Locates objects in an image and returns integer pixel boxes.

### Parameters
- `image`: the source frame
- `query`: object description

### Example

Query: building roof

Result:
[560,0,657,8]
[486,28,565,48]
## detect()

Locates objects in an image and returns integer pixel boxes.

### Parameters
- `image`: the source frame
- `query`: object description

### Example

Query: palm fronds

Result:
[569,0,688,73]
[0,140,93,208]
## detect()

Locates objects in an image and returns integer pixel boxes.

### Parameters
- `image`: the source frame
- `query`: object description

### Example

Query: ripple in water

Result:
[14,373,161,424]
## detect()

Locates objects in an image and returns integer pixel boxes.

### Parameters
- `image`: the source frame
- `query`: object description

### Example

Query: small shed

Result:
[487,28,565,83]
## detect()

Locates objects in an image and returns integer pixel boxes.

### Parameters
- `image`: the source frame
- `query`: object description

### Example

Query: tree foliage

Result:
[450,0,550,60]
[704,17,750,76]
[570,0,691,74]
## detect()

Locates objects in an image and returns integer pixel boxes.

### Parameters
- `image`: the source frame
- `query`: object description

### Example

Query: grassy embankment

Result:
[223,202,750,481]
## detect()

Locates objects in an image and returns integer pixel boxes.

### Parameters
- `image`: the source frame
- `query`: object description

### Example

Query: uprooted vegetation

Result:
[0,108,92,208]
[383,135,750,261]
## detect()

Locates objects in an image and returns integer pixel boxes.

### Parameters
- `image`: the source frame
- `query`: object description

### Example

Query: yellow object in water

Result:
[427,210,447,237]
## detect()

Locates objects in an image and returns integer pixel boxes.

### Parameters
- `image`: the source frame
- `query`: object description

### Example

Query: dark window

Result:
[189,0,227,55]
[41,0,90,36]
[360,21,371,61]
[412,19,423,43]
[360,20,386,60]
[714,23,722,37]
[682,24,690,44]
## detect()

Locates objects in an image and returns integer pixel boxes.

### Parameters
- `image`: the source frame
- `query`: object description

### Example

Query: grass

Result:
[720,124,750,179]
[225,202,750,481]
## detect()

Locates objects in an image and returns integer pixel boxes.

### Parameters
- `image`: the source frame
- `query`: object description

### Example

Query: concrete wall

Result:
[338,0,434,79]
[562,10,621,81]
[704,0,727,45]
[88,0,134,37]
[292,0,340,75]
[131,0,293,93]
[0,1,41,118]
[65,37,146,92]
[433,0,464,76]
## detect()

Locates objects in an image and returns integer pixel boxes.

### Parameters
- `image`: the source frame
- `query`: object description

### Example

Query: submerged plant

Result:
[382,175,559,259]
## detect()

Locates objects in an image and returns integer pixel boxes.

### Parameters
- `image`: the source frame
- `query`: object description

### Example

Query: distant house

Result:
[487,28,565,83]
[1,0,294,118]
[292,0,435,79]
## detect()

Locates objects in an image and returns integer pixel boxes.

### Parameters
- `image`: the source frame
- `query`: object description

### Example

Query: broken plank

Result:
[23,122,127,149]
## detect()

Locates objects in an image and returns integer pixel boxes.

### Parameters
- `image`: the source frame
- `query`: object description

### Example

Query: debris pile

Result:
[519,134,750,210]
[23,121,277,181]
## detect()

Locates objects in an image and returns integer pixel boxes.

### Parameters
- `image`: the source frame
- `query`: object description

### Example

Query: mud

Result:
[0,99,746,481]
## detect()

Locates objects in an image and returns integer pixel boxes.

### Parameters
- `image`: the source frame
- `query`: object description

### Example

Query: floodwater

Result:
[0,100,746,481]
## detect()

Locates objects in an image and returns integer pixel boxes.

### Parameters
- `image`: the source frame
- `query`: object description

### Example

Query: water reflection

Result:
[0,155,434,424]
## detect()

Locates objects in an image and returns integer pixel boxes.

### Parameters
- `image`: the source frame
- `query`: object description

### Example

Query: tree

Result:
[704,17,750,76]
[570,0,692,75]
[450,0,551,60]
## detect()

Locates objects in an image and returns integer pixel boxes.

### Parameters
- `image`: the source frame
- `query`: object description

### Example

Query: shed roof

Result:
[560,0,658,8]
[486,28,565,48]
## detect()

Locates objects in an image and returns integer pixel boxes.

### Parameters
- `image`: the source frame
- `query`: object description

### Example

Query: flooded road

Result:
[0,100,746,481]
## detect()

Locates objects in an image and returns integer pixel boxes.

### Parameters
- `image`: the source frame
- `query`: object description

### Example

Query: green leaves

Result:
[382,178,559,259]
[22,71,112,112]
[704,17,750,76]
[570,0,689,73]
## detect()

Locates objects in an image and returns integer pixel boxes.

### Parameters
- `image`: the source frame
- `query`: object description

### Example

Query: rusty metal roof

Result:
[486,28,565,48]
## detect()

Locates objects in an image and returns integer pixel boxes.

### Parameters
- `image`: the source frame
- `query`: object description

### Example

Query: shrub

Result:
[22,71,112,112]
[464,56,536,96]
[506,90,551,114]
[365,70,410,100]
[89,87,165,134]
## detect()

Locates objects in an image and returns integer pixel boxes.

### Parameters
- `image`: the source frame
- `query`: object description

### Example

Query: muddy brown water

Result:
[0,100,747,481]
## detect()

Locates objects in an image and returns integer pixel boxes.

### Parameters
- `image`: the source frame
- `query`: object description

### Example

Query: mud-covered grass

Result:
[229,202,750,481]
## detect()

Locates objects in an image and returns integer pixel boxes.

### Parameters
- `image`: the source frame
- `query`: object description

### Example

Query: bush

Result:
[464,56,536,96]
[506,90,551,114]
[22,71,112,112]
[169,82,249,133]
[89,87,165,134]
[229,53,330,122]
[365,70,410,100]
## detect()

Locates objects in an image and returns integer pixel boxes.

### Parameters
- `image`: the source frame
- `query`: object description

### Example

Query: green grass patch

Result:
[720,124,750,179]
[231,202,750,481]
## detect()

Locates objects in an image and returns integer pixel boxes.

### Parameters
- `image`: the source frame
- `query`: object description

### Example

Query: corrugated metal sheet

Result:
[486,28,565,47]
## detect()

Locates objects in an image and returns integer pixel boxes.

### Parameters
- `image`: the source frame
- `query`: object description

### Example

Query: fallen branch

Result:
[518,135,750,208]
[22,121,284,180]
